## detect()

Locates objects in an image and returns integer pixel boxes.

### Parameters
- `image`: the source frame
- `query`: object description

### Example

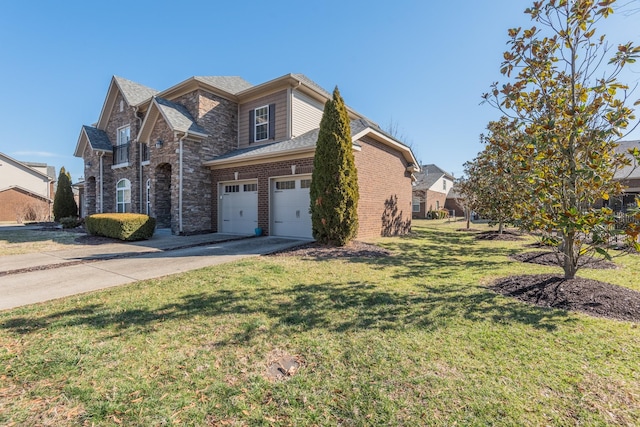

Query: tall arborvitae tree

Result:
[310,86,359,245]
[53,167,78,220]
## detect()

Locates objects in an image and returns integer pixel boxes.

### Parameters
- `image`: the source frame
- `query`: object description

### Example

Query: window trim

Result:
[146,179,151,215]
[117,125,131,146]
[116,178,132,213]
[254,105,269,142]
[412,197,421,213]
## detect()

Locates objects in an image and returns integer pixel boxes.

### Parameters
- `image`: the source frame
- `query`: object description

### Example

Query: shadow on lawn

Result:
[1,226,570,337]
[349,227,517,281]
[2,280,570,338]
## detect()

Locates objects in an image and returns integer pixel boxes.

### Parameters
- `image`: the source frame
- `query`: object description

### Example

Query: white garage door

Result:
[219,181,258,234]
[271,177,313,239]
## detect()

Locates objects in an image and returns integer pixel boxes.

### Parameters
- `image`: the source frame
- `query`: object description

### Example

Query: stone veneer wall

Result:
[82,149,114,215]
[144,90,239,234]
[82,91,145,215]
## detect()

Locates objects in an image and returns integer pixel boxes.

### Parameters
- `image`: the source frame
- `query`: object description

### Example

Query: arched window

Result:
[116,179,131,213]
[146,179,151,215]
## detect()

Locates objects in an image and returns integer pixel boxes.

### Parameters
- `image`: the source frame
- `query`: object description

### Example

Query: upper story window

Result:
[117,125,131,146]
[254,106,269,141]
[249,104,275,143]
[443,179,447,191]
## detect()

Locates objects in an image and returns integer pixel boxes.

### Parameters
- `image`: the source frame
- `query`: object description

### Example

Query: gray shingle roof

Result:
[211,129,320,162]
[209,121,369,163]
[83,125,112,151]
[614,140,640,180]
[291,73,332,99]
[114,76,159,106]
[154,97,208,136]
[413,164,453,191]
[194,76,253,94]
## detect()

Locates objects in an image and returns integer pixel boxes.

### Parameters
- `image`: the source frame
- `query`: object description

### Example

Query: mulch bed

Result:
[490,274,640,323]
[268,241,391,259]
[475,230,524,241]
[511,251,618,269]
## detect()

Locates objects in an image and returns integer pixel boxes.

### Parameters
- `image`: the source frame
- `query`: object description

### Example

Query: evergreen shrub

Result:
[85,213,156,241]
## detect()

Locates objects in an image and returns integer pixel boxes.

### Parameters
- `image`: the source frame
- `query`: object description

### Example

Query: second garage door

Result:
[219,181,258,234]
[271,177,313,239]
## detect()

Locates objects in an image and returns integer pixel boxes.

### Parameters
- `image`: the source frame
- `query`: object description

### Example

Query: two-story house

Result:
[74,73,418,238]
[0,152,56,222]
[412,164,454,219]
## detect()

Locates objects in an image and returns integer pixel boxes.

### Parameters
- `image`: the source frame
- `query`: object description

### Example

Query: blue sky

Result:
[1,0,638,183]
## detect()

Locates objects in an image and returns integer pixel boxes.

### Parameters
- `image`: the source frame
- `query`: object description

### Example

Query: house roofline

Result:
[0,185,53,202]
[204,146,316,169]
[0,152,52,181]
[352,127,418,167]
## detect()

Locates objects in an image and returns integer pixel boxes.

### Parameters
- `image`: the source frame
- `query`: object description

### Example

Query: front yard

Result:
[1,220,639,425]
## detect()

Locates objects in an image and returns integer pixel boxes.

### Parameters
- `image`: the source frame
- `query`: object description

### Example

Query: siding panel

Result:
[292,91,324,137]
[239,90,288,148]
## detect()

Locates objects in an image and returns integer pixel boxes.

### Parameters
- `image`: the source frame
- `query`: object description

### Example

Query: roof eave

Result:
[204,146,315,168]
[352,127,418,166]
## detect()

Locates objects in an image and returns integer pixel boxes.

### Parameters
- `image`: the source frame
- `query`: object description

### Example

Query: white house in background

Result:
[412,164,455,218]
[0,152,56,222]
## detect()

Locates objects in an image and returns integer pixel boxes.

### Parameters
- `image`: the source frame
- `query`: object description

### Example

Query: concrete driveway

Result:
[0,232,307,311]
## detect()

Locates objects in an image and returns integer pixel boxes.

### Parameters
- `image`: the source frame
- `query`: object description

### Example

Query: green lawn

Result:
[1,220,639,426]
[0,228,85,256]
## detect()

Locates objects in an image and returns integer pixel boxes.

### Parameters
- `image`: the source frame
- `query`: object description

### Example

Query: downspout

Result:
[289,79,302,139]
[99,152,105,213]
[133,106,144,214]
[237,103,240,148]
[178,131,189,234]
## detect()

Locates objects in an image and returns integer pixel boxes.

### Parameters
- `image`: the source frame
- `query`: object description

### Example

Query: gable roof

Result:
[413,164,454,191]
[0,185,52,202]
[0,152,53,181]
[137,97,208,143]
[96,76,159,130]
[193,76,253,95]
[154,97,208,135]
[74,126,111,157]
[114,76,160,106]
[614,140,640,181]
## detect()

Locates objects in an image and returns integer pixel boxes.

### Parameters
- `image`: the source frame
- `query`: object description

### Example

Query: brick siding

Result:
[353,136,412,238]
[0,188,51,222]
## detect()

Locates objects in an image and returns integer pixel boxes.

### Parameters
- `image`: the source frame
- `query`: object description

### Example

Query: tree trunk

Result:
[466,209,470,229]
[498,221,504,234]
[562,233,578,279]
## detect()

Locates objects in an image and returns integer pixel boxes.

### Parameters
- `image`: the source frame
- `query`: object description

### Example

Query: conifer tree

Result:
[53,167,78,220]
[310,87,359,245]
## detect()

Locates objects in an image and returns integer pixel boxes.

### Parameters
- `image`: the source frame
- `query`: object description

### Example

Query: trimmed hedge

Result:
[426,209,450,220]
[85,213,156,241]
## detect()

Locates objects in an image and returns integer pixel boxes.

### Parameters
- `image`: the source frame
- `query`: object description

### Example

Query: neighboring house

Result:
[0,152,55,222]
[445,188,465,218]
[74,73,418,238]
[608,140,640,212]
[412,164,454,218]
